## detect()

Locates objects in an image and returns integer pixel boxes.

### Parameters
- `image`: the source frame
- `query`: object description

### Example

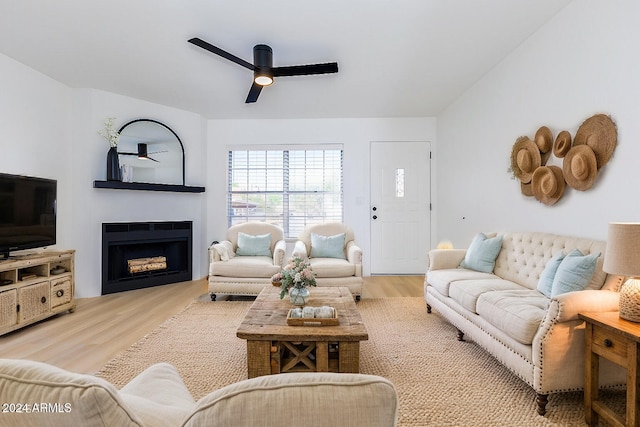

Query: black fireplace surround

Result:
[102,221,192,295]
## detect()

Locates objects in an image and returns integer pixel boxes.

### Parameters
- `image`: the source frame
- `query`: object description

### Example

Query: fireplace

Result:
[102,221,193,295]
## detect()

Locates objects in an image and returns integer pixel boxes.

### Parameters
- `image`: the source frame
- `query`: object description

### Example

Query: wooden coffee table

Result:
[236,286,368,378]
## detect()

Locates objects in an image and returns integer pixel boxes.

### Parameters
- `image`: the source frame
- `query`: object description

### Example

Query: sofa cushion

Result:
[183,372,398,427]
[211,256,280,278]
[476,290,549,345]
[309,258,356,278]
[550,249,600,297]
[310,232,346,259]
[236,232,272,256]
[427,269,499,297]
[460,233,503,273]
[449,279,526,313]
[536,251,565,297]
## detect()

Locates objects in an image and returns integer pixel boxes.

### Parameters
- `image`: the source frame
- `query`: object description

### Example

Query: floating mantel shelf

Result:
[93,180,205,193]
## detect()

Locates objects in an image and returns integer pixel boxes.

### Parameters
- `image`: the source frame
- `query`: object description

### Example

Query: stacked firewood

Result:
[127,256,167,274]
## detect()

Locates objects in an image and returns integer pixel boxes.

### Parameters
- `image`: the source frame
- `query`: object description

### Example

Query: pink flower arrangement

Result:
[272,257,317,299]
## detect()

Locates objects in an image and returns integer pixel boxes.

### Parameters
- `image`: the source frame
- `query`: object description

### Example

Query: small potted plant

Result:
[272,257,317,305]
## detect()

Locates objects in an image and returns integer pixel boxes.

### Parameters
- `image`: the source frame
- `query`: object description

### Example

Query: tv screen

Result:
[0,173,57,258]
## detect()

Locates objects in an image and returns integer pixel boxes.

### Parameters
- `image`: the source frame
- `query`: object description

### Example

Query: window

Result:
[228,147,343,238]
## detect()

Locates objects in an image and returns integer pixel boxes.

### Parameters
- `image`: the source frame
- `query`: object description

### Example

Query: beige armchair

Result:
[0,359,399,427]
[292,223,363,299]
[208,222,286,300]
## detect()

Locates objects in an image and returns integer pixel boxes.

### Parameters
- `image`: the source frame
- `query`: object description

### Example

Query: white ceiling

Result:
[0,0,571,120]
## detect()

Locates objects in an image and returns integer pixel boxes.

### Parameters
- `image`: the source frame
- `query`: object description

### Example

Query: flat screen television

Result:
[0,173,57,259]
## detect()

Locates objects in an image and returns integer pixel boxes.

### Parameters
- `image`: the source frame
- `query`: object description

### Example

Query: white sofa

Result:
[292,223,363,299]
[424,231,627,416]
[0,359,398,427]
[208,222,286,300]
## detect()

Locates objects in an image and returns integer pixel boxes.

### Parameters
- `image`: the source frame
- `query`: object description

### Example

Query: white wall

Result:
[69,89,208,297]
[0,54,74,251]
[206,117,436,275]
[436,0,640,247]
[0,52,208,297]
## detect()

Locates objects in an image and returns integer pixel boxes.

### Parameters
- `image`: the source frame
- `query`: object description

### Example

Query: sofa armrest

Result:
[551,290,620,323]
[273,240,286,267]
[208,245,222,263]
[346,241,363,265]
[428,249,466,271]
[292,240,308,259]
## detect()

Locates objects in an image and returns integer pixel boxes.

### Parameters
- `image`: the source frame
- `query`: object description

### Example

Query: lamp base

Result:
[619,278,640,323]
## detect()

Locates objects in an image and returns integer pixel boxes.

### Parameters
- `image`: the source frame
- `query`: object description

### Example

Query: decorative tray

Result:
[286,306,339,326]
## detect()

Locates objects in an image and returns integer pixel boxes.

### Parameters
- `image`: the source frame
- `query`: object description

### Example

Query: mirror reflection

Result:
[117,119,185,185]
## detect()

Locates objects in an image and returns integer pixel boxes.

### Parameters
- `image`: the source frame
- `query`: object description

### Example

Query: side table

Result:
[579,311,640,427]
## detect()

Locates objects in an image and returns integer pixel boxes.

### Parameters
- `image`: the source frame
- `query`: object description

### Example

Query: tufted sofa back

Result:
[493,232,608,291]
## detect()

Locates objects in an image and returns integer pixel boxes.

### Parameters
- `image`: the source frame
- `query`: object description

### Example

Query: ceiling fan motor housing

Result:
[254,44,273,83]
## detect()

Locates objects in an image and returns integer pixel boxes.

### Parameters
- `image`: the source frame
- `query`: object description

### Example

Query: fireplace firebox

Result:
[102,221,192,295]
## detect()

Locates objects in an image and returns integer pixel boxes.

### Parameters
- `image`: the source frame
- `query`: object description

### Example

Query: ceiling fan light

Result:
[254,74,273,86]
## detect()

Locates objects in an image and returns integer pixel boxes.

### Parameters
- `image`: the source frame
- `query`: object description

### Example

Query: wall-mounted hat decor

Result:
[532,165,565,206]
[510,136,541,184]
[553,131,572,158]
[509,114,617,206]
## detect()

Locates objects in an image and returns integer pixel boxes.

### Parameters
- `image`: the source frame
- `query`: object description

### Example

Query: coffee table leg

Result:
[316,341,329,372]
[339,341,360,373]
[246,340,272,378]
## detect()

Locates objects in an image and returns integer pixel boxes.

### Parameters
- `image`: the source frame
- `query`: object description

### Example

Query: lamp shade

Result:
[603,222,640,277]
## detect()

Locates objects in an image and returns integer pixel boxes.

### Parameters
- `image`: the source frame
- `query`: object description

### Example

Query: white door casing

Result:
[370,141,431,274]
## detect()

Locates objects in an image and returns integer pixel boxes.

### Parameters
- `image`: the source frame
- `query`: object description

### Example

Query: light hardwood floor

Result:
[0,276,424,374]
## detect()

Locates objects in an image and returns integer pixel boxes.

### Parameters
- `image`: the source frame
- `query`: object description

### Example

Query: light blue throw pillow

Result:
[235,232,272,256]
[310,233,346,259]
[537,252,565,298]
[460,233,503,273]
[550,249,601,297]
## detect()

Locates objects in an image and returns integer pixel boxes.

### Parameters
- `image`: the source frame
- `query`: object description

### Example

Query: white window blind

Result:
[228,148,343,238]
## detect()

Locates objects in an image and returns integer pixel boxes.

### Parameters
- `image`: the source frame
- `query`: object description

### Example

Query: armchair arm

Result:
[273,240,286,267]
[428,249,466,271]
[292,240,308,259]
[209,241,233,262]
[346,241,362,265]
[551,289,620,323]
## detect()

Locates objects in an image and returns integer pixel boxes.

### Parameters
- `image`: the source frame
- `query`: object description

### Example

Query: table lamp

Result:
[603,222,640,322]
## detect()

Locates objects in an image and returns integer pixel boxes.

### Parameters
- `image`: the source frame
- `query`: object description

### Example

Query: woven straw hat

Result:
[535,126,553,153]
[553,130,572,158]
[532,165,565,206]
[573,114,617,169]
[510,137,541,184]
[563,145,598,191]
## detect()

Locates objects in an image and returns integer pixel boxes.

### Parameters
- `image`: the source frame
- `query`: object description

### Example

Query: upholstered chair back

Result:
[226,222,284,254]
[297,223,355,258]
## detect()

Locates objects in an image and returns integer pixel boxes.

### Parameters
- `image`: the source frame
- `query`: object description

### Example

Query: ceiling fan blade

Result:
[245,82,263,103]
[117,152,138,156]
[188,38,255,71]
[272,62,338,77]
[147,157,160,163]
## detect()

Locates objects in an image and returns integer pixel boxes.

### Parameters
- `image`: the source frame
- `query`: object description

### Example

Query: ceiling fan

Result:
[118,143,166,163]
[188,38,339,103]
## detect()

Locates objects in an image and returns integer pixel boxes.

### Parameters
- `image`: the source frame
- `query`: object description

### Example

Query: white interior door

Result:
[370,141,431,274]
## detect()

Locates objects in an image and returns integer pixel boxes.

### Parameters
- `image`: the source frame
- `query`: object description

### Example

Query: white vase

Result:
[289,286,310,306]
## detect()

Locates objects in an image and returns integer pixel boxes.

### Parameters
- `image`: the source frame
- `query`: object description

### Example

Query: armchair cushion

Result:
[310,232,346,259]
[182,372,398,427]
[235,232,272,256]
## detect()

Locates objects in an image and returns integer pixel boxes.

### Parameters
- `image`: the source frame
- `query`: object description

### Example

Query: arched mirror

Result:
[117,119,185,186]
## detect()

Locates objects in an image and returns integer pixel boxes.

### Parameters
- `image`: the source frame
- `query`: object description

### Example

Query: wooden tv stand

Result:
[0,250,75,336]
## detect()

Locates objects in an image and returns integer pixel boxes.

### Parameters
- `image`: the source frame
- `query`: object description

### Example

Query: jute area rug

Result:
[96,298,625,426]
